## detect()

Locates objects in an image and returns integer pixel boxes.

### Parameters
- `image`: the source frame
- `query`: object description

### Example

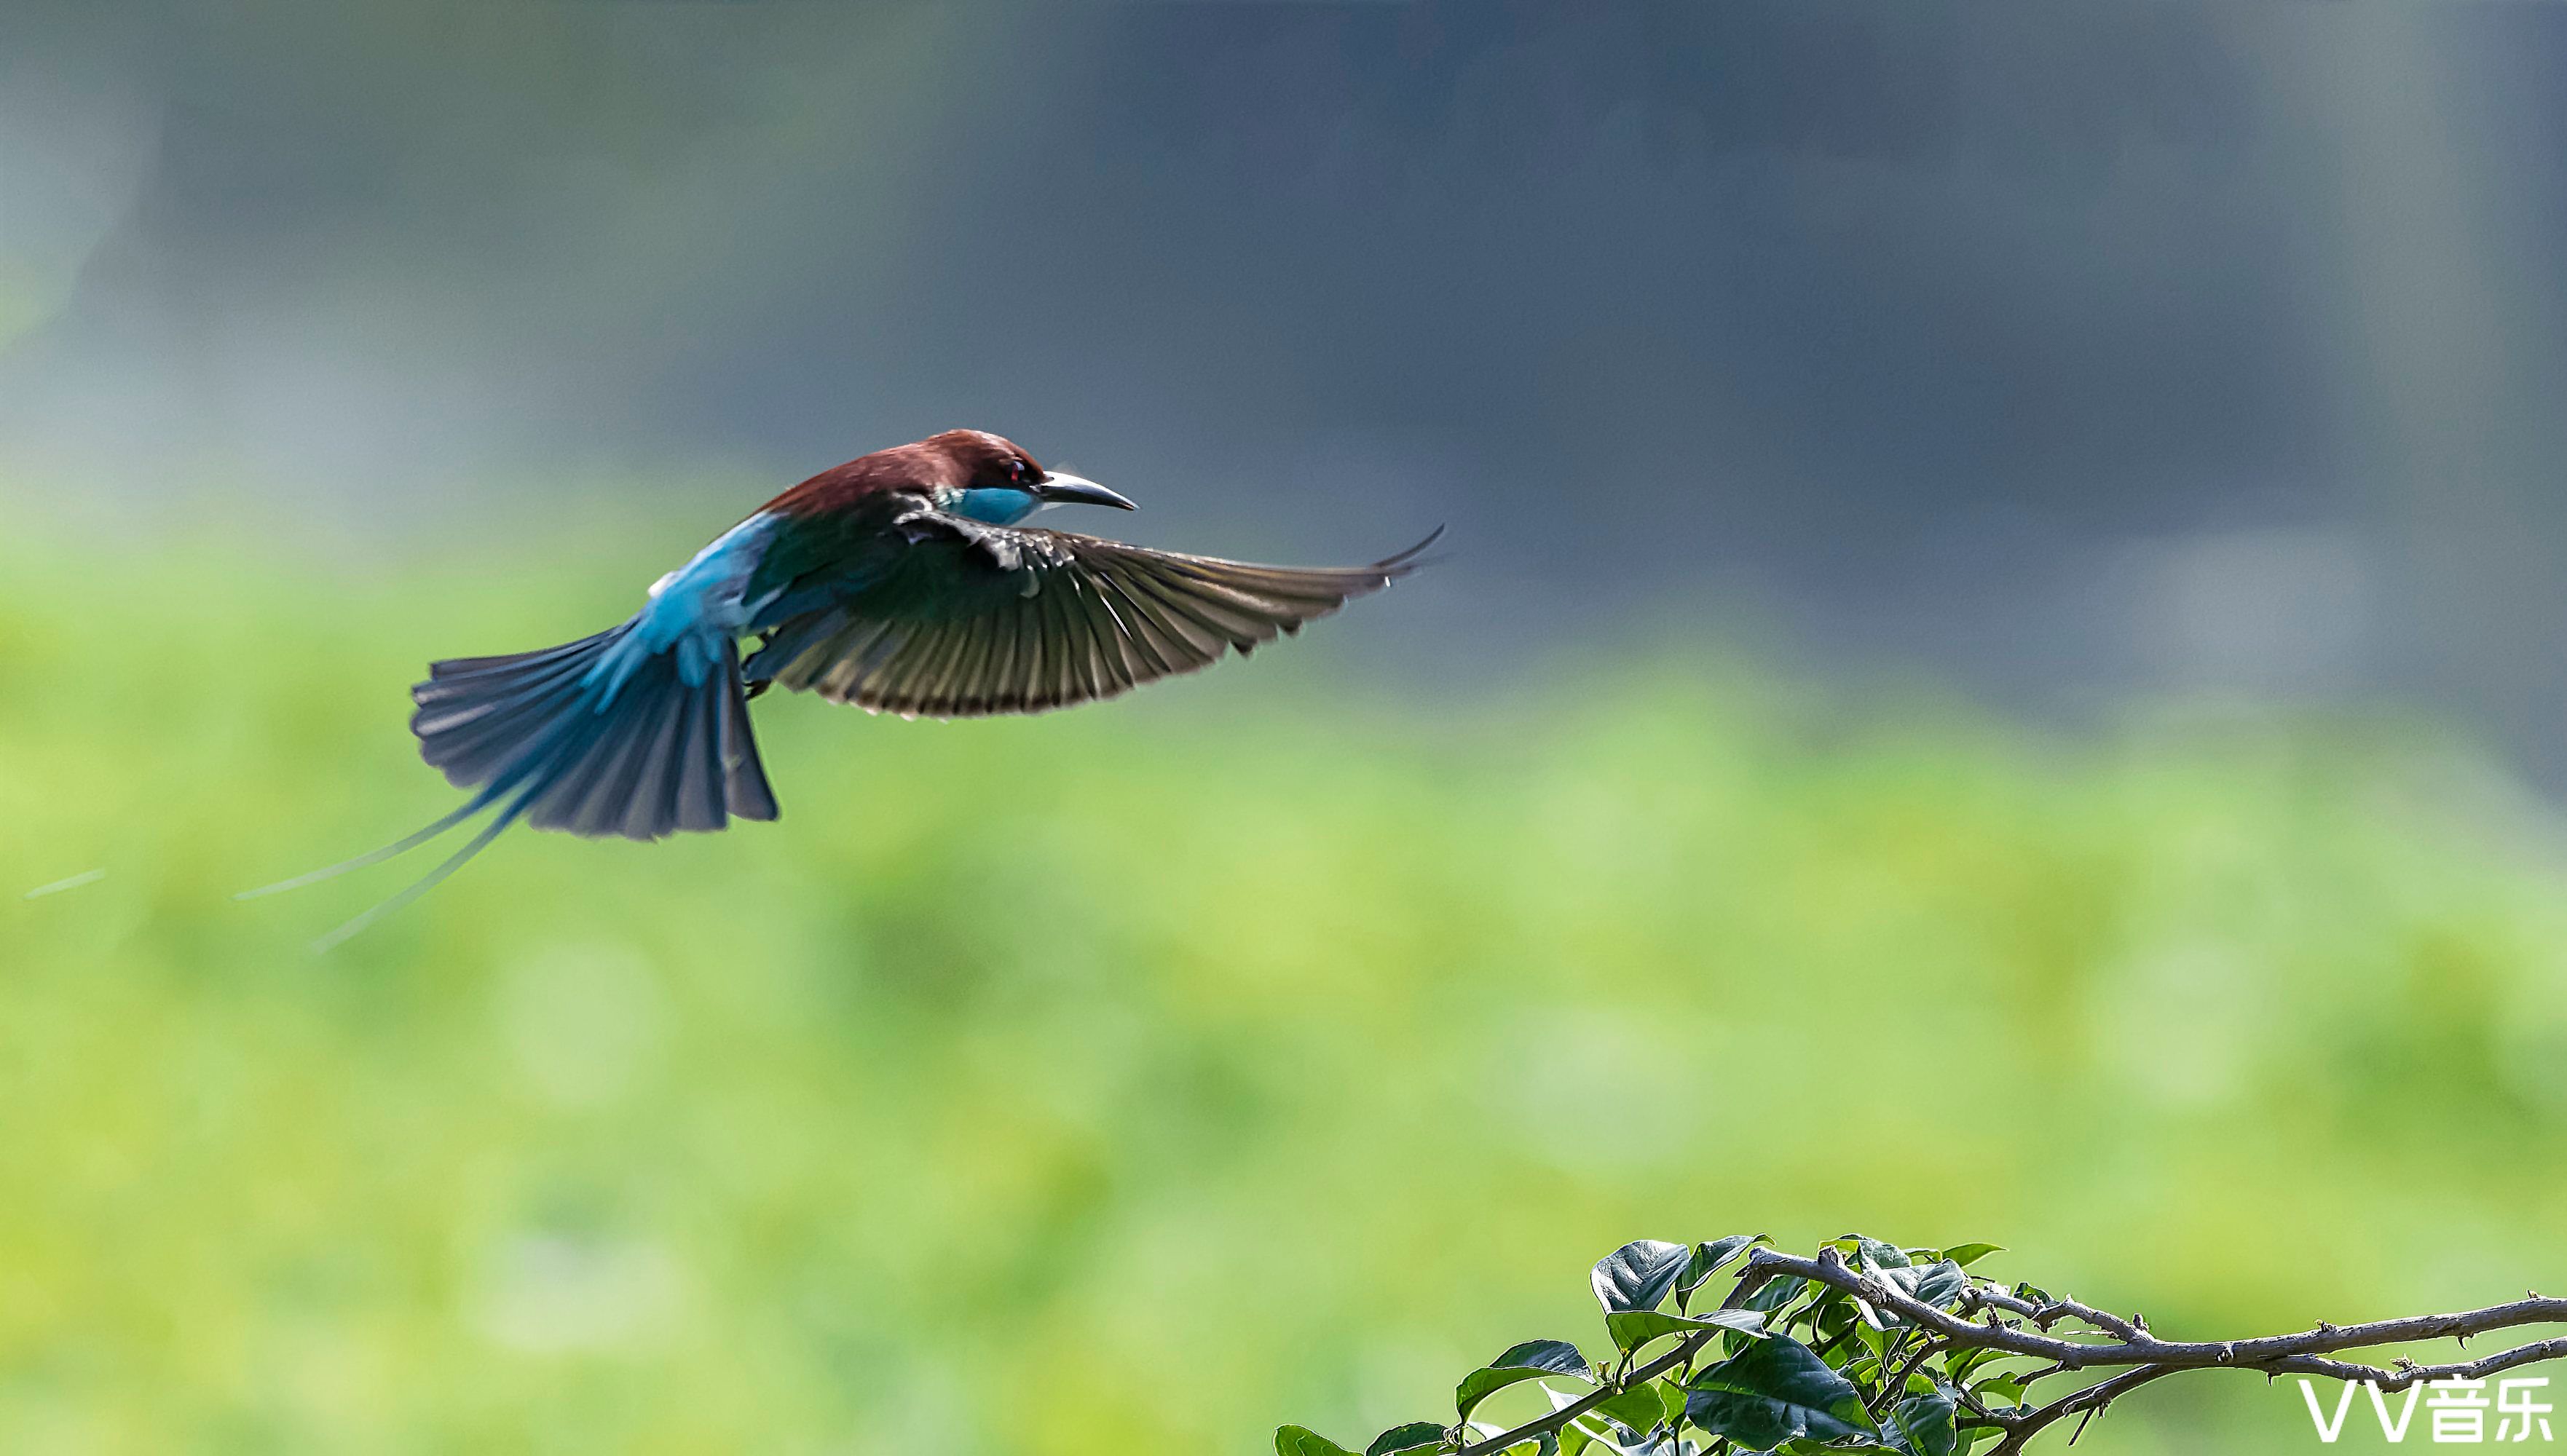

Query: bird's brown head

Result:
[768,429,1135,518]
[918,430,1137,516]
[919,429,1045,492]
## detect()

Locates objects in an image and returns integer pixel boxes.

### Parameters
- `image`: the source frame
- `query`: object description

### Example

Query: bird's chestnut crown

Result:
[923,429,1044,491]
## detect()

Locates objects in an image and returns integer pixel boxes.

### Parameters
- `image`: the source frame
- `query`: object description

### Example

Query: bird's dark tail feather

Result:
[239,620,778,951]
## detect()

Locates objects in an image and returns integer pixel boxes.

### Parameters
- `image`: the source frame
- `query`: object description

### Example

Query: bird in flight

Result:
[248,429,1435,948]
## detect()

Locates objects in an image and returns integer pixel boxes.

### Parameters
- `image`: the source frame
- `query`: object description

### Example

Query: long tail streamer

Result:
[238,620,774,952]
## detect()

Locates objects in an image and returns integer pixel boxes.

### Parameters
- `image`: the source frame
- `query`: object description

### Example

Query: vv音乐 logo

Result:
[2298,1377,2555,1444]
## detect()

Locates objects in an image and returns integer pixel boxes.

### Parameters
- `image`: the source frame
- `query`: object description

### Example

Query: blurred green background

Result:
[7,522,2564,1454]
[15,1,2567,1450]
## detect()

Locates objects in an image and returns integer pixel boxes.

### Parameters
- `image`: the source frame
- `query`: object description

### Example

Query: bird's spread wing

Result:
[744,516,1437,719]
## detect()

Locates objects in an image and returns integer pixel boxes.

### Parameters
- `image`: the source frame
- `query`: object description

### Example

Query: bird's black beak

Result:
[1035,472,1137,511]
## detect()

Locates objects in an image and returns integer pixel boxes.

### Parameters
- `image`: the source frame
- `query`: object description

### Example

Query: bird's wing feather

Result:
[749,518,1437,719]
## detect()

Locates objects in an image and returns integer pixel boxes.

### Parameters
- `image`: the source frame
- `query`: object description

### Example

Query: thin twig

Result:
[1869,1334,1949,1417]
[1987,1367,2177,1455]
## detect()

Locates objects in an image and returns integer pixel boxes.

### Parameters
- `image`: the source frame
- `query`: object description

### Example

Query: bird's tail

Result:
[240,620,778,951]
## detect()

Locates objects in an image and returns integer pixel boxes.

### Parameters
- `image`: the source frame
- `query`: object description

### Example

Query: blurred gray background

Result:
[8,0,2567,771]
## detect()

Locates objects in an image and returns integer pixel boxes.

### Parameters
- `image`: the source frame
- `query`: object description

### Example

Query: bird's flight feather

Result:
[742,518,1440,719]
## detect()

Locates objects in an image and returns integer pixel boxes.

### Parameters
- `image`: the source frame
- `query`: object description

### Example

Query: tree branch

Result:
[1767,1246,2567,1384]
[1443,1245,2567,1456]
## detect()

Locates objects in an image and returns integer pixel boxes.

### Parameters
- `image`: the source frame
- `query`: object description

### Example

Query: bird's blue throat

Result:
[947,486,1041,524]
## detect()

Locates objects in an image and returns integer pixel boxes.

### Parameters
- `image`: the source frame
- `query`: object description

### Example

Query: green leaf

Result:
[1885,1388,1960,1456]
[1590,1382,1673,1434]
[1810,1291,1856,1342]
[1572,1420,1653,1456]
[1741,1275,1808,1313]
[1845,1235,1911,1270]
[1604,1307,1767,1355]
[1592,1241,1690,1313]
[1596,1416,1690,1456]
[1456,1341,1592,1420]
[1940,1243,2005,1269]
[1866,1259,1970,1324]
[1973,1373,2025,1407]
[1869,1258,1961,1325]
[1673,1235,1768,1310]
[1907,1261,1969,1311]
[1277,1427,1363,1456]
[1682,1334,1880,1450]
[1942,1347,2002,1384]
[1366,1422,1448,1456]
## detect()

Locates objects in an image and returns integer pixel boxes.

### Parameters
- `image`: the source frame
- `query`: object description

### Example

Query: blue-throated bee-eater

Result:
[248,429,1434,946]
